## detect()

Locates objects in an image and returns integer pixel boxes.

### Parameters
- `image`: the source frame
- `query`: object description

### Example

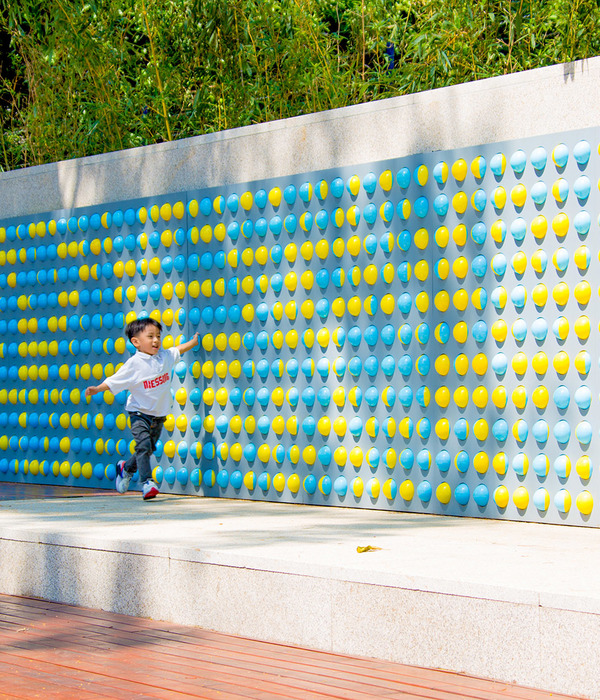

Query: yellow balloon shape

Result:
[473,419,489,441]
[574,315,590,339]
[553,351,570,374]
[512,352,528,375]
[451,158,467,181]
[492,386,507,408]
[435,418,450,440]
[453,386,469,408]
[472,386,488,409]
[472,353,488,375]
[379,169,393,191]
[435,386,450,408]
[532,283,548,307]
[491,320,507,343]
[552,282,570,306]
[512,385,527,409]
[473,452,489,474]
[532,352,548,375]
[532,385,549,409]
[574,281,591,305]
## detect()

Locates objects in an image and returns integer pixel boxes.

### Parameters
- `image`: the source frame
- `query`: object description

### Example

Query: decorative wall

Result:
[0,128,598,525]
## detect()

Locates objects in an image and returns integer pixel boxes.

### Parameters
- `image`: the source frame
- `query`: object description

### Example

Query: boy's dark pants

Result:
[123,411,166,484]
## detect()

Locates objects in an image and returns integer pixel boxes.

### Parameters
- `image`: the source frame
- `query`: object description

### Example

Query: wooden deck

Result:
[0,594,585,700]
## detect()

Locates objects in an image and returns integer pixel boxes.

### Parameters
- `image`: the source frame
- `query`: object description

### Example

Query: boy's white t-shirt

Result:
[104,347,181,417]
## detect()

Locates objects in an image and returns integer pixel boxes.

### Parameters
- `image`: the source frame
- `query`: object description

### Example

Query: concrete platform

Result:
[0,486,597,699]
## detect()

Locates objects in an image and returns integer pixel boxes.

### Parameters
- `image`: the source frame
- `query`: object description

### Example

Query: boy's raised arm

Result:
[177,332,200,355]
[85,381,110,398]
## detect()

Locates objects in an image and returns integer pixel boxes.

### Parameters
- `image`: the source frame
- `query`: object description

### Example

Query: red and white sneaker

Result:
[142,480,160,500]
[115,461,132,494]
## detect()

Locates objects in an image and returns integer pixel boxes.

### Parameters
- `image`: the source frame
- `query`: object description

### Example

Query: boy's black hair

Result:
[125,317,162,341]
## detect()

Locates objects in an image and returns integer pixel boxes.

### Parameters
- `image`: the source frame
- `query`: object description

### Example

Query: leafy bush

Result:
[1,0,599,170]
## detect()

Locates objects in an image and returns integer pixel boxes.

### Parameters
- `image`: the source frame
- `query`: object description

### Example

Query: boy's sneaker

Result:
[115,461,132,494]
[142,480,160,500]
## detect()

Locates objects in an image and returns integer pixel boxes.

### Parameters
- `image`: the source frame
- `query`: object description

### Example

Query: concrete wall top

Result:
[1,58,599,220]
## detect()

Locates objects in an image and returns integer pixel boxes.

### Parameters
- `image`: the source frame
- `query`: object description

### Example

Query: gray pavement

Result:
[1,485,599,613]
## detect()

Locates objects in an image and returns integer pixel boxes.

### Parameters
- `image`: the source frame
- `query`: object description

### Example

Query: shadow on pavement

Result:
[0,482,117,501]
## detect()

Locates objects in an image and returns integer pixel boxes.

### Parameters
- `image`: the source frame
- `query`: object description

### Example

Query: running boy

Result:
[84,318,199,499]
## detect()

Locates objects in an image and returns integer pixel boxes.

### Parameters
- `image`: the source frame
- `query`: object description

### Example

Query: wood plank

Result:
[0,659,147,700]
[1,603,567,700]
[0,643,383,700]
[0,621,565,700]
[0,595,586,700]
[1,625,354,700]
[0,654,250,700]
[0,600,551,700]
[0,608,576,700]
[0,622,481,700]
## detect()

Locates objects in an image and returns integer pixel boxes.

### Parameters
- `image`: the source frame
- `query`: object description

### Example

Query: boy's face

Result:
[131,325,161,355]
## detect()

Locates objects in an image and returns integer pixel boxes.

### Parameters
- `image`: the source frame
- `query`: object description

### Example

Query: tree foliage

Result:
[1,0,599,171]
